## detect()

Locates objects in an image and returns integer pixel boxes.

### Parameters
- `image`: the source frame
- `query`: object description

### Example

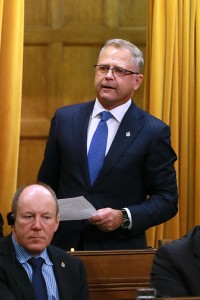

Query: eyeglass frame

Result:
[94,64,139,78]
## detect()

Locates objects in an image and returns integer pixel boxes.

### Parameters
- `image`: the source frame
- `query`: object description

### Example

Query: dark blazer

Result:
[38,100,178,251]
[0,235,89,300]
[151,226,200,297]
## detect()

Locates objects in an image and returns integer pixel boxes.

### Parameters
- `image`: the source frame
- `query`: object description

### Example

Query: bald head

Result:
[12,183,60,255]
[12,183,59,218]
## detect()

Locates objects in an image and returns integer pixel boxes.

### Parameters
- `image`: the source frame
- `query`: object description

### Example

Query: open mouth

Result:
[102,85,115,90]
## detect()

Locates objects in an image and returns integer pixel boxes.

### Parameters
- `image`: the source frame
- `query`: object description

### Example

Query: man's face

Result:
[13,185,60,255]
[95,46,143,109]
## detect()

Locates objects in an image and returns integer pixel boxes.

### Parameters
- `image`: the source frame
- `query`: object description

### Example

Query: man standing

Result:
[38,38,178,251]
[0,183,89,300]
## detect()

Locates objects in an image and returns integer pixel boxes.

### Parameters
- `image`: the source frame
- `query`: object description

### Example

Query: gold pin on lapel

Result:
[61,262,65,268]
[126,131,131,137]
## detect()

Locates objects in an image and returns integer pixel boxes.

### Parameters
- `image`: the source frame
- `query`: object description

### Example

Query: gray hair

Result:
[98,38,144,73]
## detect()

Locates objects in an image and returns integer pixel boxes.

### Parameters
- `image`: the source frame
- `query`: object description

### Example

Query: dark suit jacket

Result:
[151,226,200,297]
[38,100,178,250]
[0,235,89,300]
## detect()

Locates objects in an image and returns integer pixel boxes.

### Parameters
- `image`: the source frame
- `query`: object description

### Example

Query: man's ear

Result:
[54,213,60,232]
[7,212,15,226]
[133,74,144,91]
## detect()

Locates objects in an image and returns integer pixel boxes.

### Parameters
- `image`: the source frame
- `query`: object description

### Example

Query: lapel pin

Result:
[61,262,65,268]
[126,131,131,137]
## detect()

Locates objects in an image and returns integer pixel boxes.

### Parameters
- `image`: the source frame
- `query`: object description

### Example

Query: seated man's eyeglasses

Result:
[94,64,139,78]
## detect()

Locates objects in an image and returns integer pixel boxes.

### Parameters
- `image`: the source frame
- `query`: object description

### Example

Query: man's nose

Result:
[32,216,42,228]
[105,68,114,78]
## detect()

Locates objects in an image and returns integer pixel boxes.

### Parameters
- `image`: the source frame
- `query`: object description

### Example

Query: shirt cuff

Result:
[123,207,132,230]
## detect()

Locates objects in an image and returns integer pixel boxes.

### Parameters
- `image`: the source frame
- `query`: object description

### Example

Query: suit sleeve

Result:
[130,124,178,233]
[37,113,61,194]
[150,245,189,297]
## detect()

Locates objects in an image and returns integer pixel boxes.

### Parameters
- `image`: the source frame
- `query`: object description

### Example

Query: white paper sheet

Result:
[58,196,97,221]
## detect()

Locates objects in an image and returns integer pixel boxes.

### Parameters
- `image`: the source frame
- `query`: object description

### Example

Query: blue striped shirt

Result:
[12,234,60,300]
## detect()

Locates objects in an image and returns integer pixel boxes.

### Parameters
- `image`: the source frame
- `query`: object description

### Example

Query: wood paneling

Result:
[18,139,47,186]
[17,0,147,187]
[71,249,155,300]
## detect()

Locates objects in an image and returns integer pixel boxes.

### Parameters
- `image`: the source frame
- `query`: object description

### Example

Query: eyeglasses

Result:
[94,64,139,78]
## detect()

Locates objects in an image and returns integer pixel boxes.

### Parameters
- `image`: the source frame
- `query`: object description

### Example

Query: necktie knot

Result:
[100,111,112,122]
[28,257,44,270]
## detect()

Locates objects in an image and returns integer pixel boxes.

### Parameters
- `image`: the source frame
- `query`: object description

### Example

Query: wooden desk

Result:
[168,298,200,300]
[71,249,156,300]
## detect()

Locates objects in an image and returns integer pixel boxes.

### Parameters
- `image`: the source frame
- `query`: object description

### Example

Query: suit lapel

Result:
[72,101,95,187]
[48,247,74,300]
[5,258,33,299]
[95,102,144,184]
[16,260,36,300]
[71,100,144,187]
[0,235,35,300]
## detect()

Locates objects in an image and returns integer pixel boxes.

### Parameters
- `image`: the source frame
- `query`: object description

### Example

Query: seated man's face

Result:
[13,185,60,255]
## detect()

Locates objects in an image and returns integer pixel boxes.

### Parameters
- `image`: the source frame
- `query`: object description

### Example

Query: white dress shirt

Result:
[87,98,132,229]
[12,234,60,300]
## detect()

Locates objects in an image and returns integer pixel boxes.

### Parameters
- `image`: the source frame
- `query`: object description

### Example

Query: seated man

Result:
[0,213,3,237]
[0,183,89,300]
[150,226,200,297]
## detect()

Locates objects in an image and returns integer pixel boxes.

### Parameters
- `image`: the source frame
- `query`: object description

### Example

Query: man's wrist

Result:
[120,208,130,229]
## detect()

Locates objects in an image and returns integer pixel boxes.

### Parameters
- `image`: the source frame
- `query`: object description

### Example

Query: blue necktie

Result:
[88,111,112,185]
[28,257,48,300]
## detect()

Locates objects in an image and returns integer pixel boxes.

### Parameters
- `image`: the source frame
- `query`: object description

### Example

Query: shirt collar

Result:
[12,233,53,265]
[93,98,131,123]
